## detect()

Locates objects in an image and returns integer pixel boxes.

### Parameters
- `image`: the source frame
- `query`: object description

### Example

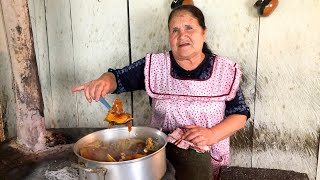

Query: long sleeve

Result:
[225,88,250,119]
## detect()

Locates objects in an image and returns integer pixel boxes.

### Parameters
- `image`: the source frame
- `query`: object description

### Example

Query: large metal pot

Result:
[73,126,168,180]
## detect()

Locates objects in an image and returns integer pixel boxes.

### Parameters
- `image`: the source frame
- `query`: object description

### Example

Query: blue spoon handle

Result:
[99,96,111,109]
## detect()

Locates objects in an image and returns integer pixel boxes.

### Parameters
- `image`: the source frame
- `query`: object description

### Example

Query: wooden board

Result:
[30,0,131,128]
[36,0,131,128]
[253,1,320,179]
[129,0,171,126]
[44,0,77,128]
[317,141,320,180]
[70,0,130,127]
[28,0,53,128]
[0,1,17,138]
[0,104,4,141]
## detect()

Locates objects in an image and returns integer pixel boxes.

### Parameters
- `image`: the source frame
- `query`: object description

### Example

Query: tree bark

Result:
[1,0,46,151]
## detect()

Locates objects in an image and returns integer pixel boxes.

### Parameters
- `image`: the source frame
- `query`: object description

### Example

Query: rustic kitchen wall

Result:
[253,1,320,179]
[0,2,16,140]
[1,0,319,179]
[28,0,131,128]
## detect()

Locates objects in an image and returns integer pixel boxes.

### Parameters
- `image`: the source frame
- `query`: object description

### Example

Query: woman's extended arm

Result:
[72,57,146,102]
[72,72,117,102]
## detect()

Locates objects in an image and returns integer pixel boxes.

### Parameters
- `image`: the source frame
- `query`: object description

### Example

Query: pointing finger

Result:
[71,85,85,92]
[84,88,92,103]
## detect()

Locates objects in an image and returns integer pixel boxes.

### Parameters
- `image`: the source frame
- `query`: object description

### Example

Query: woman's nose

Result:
[177,30,187,39]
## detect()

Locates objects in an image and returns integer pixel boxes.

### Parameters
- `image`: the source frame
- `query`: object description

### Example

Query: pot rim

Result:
[73,126,168,165]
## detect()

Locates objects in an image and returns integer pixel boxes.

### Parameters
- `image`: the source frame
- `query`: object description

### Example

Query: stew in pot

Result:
[79,137,160,162]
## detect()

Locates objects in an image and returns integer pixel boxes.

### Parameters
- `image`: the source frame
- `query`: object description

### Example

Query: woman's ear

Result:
[203,29,207,40]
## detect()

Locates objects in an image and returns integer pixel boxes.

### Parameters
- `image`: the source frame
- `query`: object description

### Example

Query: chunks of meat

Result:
[119,152,146,161]
[105,99,132,124]
[144,137,158,153]
[79,138,159,162]
[105,98,133,131]
[167,128,210,153]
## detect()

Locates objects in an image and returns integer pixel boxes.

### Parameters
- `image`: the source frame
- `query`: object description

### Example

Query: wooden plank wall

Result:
[28,0,131,128]
[1,0,319,179]
[318,141,320,180]
[253,1,320,179]
[0,1,16,139]
[28,0,52,128]
[69,0,130,127]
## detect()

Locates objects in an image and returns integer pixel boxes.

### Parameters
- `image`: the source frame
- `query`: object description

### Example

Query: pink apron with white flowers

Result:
[144,52,241,174]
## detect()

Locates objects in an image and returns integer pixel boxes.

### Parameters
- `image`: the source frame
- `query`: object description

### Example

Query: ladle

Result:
[99,96,111,109]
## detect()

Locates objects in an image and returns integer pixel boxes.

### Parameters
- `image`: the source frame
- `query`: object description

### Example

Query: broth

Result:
[79,137,160,162]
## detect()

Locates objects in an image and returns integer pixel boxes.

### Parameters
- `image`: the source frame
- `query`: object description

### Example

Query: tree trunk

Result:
[1,0,46,151]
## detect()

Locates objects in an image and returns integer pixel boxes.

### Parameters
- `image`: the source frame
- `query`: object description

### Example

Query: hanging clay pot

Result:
[254,0,279,17]
[171,0,194,9]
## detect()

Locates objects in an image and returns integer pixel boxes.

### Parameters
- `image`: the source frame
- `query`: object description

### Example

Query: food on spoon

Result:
[105,98,133,131]
[79,138,160,162]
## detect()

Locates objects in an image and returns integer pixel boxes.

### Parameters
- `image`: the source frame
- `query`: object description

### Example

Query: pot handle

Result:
[71,162,108,175]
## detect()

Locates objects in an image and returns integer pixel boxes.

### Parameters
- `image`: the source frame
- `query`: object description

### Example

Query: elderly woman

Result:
[73,5,250,180]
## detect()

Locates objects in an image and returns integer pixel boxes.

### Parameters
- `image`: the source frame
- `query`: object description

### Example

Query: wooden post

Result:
[1,0,46,151]
[0,103,4,142]
[317,141,320,180]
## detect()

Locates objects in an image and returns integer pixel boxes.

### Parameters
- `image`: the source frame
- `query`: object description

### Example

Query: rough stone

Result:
[220,166,309,180]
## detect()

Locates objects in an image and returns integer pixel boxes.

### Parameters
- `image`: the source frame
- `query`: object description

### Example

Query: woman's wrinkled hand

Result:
[182,125,216,146]
[71,72,117,103]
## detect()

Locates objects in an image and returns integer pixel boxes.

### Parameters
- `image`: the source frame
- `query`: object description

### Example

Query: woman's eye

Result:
[186,26,192,30]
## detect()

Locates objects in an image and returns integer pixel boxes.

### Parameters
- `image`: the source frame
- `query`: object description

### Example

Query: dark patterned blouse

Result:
[109,51,250,119]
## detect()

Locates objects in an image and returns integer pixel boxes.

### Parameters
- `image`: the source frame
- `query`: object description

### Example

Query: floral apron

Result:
[144,52,241,178]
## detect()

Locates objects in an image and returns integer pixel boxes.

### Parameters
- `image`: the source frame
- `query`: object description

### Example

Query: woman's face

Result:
[169,10,206,60]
